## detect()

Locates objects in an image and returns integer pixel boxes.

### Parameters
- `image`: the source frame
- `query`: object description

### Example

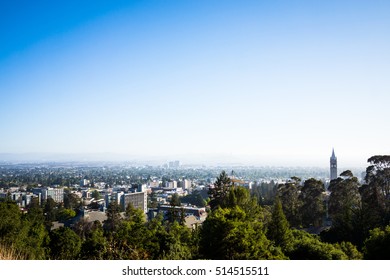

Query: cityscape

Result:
[1,150,389,260]
[1,1,390,262]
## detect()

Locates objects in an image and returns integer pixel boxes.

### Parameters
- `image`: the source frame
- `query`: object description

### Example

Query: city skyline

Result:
[1,1,390,167]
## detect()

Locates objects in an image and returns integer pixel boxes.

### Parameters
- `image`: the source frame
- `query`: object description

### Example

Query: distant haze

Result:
[0,152,369,169]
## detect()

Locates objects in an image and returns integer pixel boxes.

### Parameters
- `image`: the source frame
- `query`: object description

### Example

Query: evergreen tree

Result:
[327,171,362,245]
[103,201,122,235]
[80,221,108,260]
[361,156,390,229]
[277,177,302,227]
[267,197,293,251]
[200,206,285,259]
[170,193,181,207]
[286,230,348,260]
[300,178,325,227]
[363,226,390,260]
[49,227,82,259]
[161,222,193,260]
[334,241,363,260]
[208,171,232,210]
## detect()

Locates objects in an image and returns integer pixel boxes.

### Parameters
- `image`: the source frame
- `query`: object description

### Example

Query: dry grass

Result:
[0,244,25,260]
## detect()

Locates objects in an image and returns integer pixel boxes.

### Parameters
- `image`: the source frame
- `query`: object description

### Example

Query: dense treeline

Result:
[1,156,390,259]
[321,156,390,252]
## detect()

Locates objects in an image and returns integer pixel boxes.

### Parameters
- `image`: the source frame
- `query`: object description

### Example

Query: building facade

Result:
[120,191,147,213]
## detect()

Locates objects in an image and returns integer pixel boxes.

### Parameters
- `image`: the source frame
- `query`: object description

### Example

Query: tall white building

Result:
[182,179,191,190]
[165,181,177,189]
[34,187,64,203]
[168,161,180,169]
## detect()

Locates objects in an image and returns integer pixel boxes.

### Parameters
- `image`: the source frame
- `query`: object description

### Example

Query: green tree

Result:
[72,218,94,240]
[327,171,362,244]
[106,204,149,259]
[286,230,347,260]
[0,200,49,259]
[49,227,82,259]
[180,190,206,207]
[267,197,293,251]
[91,190,101,200]
[361,156,390,229]
[300,178,325,227]
[277,177,302,227]
[363,226,390,259]
[0,200,24,245]
[334,241,362,260]
[170,193,181,207]
[23,204,49,259]
[161,222,193,260]
[57,208,76,221]
[145,214,167,259]
[103,202,123,235]
[43,197,58,226]
[208,171,232,210]
[365,155,390,198]
[200,206,285,259]
[125,203,146,224]
[63,188,81,210]
[80,221,108,260]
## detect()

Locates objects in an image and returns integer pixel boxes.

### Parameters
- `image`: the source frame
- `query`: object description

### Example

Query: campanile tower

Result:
[330,148,337,181]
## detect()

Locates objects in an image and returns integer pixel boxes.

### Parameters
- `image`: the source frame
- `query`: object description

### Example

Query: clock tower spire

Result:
[330,148,337,181]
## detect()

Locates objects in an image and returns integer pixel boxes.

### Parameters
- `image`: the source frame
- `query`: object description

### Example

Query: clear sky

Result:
[1,0,389,167]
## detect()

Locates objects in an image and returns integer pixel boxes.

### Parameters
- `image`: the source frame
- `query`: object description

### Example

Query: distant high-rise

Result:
[330,148,337,181]
[168,160,180,169]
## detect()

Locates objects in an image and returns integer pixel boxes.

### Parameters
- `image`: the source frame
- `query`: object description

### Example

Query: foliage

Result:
[23,205,49,259]
[327,171,363,245]
[251,181,277,206]
[160,222,193,260]
[363,226,390,259]
[334,241,362,260]
[300,178,325,227]
[63,188,81,210]
[170,193,181,207]
[286,230,347,260]
[0,200,24,245]
[208,171,232,210]
[145,213,167,259]
[91,190,101,200]
[0,200,49,259]
[277,177,302,227]
[103,201,122,235]
[360,156,390,229]
[267,197,293,251]
[49,227,82,260]
[200,206,285,259]
[57,208,76,221]
[180,191,206,207]
[43,197,58,224]
[166,206,186,225]
[80,221,108,260]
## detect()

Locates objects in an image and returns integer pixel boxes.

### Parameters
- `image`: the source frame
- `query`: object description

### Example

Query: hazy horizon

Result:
[0,151,369,169]
[1,1,389,168]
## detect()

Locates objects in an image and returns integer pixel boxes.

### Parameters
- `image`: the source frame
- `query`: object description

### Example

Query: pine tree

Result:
[267,197,293,251]
[208,171,232,210]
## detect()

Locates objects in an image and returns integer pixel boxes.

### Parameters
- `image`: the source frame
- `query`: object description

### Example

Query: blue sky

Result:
[1,0,389,167]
